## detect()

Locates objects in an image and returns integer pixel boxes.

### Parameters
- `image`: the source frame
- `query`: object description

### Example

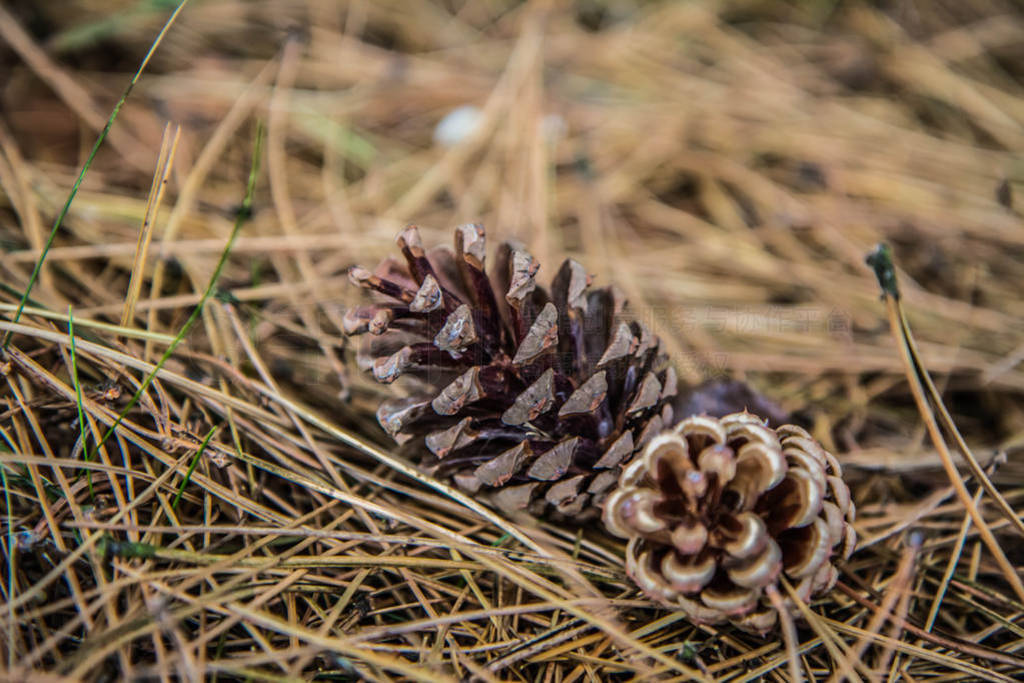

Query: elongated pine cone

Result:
[345,225,676,522]
[603,412,856,633]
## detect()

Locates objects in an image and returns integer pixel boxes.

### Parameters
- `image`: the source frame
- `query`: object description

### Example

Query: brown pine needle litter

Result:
[1,0,1023,680]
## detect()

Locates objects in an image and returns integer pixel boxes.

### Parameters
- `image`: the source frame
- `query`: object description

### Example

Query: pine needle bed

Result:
[0,1,1023,680]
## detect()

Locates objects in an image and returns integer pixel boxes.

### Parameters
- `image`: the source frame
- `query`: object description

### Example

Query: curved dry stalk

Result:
[868,247,1024,602]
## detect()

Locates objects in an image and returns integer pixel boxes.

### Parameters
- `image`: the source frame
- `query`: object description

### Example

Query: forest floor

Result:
[0,1,1023,680]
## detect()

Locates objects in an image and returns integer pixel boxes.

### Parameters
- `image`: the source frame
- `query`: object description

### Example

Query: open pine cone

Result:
[603,412,856,633]
[345,225,676,521]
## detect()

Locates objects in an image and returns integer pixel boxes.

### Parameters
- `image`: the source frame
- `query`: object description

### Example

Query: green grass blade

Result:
[171,426,218,511]
[1,461,12,672]
[67,306,92,501]
[2,0,192,349]
[87,124,264,460]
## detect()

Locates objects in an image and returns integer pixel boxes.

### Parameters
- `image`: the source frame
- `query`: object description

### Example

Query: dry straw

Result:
[0,0,1022,680]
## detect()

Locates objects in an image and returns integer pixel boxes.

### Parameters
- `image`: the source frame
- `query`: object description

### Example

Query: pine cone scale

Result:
[512,303,558,364]
[526,437,578,480]
[558,371,607,417]
[727,538,782,588]
[594,431,633,469]
[474,443,529,486]
[501,368,556,425]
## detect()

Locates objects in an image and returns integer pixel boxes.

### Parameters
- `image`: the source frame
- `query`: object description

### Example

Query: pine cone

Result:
[602,412,856,633]
[345,225,677,522]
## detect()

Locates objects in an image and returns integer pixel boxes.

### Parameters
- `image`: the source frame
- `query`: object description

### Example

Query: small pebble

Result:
[434,105,483,147]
